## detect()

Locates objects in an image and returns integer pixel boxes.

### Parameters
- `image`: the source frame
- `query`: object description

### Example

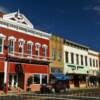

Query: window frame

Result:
[18,39,25,56]
[27,41,33,57]
[0,33,6,54]
[42,44,48,57]
[33,73,48,84]
[35,43,41,56]
[8,36,16,55]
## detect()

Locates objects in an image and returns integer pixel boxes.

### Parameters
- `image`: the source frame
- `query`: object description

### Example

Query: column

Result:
[40,74,42,84]
[16,75,18,88]
[4,61,8,84]
[12,75,14,87]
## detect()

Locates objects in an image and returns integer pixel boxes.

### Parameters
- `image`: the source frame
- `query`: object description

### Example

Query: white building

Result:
[64,39,100,88]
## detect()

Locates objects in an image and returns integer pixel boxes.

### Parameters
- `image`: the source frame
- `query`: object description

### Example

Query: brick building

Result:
[0,11,51,92]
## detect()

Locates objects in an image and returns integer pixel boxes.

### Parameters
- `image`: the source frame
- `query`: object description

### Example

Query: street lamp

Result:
[4,45,9,95]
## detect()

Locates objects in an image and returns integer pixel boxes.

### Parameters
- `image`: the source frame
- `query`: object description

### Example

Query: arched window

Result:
[35,43,41,56]
[18,39,25,56]
[8,36,16,55]
[42,44,48,57]
[0,33,6,54]
[27,41,33,57]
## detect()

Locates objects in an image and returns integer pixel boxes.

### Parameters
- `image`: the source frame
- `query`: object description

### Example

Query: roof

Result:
[64,39,89,50]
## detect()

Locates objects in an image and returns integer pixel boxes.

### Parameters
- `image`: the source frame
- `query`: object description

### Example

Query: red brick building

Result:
[0,11,51,91]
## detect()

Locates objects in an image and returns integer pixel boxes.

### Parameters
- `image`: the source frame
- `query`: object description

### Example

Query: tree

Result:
[27,76,33,91]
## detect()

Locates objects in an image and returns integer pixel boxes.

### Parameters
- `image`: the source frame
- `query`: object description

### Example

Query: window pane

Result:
[65,51,68,63]
[42,47,46,57]
[76,54,79,65]
[52,48,56,60]
[34,74,40,84]
[28,44,32,56]
[81,55,83,65]
[42,75,47,84]
[35,45,39,56]
[85,56,88,66]
[58,49,62,61]
[0,38,3,52]
[71,53,74,64]
[8,40,14,54]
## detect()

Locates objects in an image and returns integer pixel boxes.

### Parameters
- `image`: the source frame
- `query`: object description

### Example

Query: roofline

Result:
[64,39,89,49]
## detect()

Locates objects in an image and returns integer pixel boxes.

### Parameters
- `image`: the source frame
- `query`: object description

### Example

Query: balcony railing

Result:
[8,52,53,64]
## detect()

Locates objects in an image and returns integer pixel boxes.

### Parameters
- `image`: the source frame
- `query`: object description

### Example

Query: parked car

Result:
[40,80,69,93]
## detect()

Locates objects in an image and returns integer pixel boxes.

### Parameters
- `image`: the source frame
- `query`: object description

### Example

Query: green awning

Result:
[96,71,100,75]
[77,66,84,69]
[67,65,76,67]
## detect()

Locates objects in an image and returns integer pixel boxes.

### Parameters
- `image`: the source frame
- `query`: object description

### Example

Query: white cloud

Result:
[0,6,9,13]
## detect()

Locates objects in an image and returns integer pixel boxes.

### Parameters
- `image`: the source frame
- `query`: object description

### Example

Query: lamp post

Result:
[4,45,9,95]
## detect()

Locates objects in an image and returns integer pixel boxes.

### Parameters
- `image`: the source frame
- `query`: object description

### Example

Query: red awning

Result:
[0,61,49,74]
[22,64,49,74]
[0,61,15,73]
[0,61,4,72]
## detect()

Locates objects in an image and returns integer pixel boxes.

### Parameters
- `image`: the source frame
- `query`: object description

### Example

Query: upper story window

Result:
[85,56,88,66]
[35,43,41,56]
[27,41,33,57]
[71,53,74,64]
[65,51,68,63]
[76,54,79,65]
[42,44,48,57]
[96,60,98,67]
[58,49,62,62]
[90,58,92,67]
[93,59,95,67]
[8,36,16,55]
[0,34,6,54]
[81,55,83,65]
[52,48,56,60]
[18,39,25,56]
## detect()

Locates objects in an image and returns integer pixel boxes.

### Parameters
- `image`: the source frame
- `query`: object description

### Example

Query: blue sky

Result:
[0,0,100,51]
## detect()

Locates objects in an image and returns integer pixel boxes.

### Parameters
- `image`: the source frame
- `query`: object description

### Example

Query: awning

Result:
[96,70,100,75]
[51,73,72,81]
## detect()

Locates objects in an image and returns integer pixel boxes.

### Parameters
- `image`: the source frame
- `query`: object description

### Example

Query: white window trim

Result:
[0,33,6,54]
[42,44,48,57]
[18,38,25,44]
[27,40,33,45]
[27,41,33,57]
[35,42,41,56]
[18,39,25,56]
[42,44,48,48]
[8,36,16,41]
[35,42,41,47]
[8,36,16,55]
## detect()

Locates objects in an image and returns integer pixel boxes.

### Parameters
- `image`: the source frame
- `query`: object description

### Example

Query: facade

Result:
[49,35,64,74]
[0,11,52,91]
[0,10,100,93]
[64,40,100,88]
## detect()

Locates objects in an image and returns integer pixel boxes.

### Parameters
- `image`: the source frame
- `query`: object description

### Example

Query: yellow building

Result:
[49,35,64,74]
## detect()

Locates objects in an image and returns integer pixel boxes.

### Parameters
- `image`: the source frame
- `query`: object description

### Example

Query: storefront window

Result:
[33,74,40,84]
[42,75,47,84]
